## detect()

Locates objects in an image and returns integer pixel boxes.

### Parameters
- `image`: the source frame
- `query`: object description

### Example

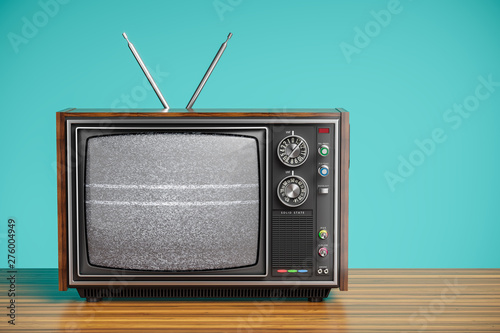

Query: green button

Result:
[319,146,329,156]
[287,269,298,273]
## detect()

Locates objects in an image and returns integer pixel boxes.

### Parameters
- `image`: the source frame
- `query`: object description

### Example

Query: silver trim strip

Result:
[69,280,337,286]
[69,126,269,280]
[66,122,73,283]
[333,119,339,285]
[67,118,338,124]
[65,118,339,287]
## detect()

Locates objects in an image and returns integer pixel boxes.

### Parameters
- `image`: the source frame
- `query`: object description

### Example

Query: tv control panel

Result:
[271,124,337,282]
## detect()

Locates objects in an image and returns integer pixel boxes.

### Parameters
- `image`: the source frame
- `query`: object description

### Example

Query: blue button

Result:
[318,165,329,177]
[298,269,308,273]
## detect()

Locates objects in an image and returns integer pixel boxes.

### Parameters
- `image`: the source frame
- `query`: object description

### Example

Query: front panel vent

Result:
[271,211,313,268]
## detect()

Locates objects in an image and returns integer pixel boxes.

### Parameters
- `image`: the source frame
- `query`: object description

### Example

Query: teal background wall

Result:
[1,0,499,268]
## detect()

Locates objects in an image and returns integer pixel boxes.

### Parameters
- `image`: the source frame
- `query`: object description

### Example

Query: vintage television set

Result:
[56,34,350,302]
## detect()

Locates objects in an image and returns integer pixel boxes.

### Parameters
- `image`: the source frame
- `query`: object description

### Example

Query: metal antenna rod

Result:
[122,32,169,110]
[186,33,232,110]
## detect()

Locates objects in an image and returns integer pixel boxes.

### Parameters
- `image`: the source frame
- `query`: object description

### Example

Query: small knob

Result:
[318,247,328,257]
[318,145,329,156]
[318,165,329,177]
[318,230,328,240]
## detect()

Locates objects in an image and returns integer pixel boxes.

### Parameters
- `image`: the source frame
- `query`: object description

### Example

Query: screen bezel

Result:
[70,125,268,281]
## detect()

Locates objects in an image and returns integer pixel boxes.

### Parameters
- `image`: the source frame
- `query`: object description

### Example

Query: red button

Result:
[318,128,329,133]
[277,269,287,273]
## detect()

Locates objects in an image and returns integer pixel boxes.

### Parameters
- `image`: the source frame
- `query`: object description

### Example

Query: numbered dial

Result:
[277,135,309,167]
[277,175,309,207]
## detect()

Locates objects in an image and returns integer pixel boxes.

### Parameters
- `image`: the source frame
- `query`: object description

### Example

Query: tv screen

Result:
[84,133,260,271]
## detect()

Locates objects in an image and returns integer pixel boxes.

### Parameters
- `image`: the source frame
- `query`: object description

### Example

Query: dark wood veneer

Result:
[62,112,342,119]
[56,112,68,291]
[339,110,350,291]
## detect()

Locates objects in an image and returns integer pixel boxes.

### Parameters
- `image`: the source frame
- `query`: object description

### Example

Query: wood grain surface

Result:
[339,110,349,291]
[1,269,499,332]
[56,112,68,291]
[59,110,344,118]
[56,109,348,291]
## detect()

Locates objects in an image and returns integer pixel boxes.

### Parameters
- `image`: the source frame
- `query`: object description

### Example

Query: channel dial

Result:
[277,175,309,207]
[277,135,309,167]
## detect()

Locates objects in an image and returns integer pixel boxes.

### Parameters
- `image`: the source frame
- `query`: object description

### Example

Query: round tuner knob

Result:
[318,247,328,257]
[277,135,309,167]
[277,175,309,207]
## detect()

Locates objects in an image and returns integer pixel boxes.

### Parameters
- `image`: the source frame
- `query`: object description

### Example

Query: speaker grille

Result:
[78,287,330,299]
[271,212,313,268]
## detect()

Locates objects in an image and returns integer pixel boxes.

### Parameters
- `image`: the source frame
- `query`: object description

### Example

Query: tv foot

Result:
[86,297,102,303]
[308,297,323,302]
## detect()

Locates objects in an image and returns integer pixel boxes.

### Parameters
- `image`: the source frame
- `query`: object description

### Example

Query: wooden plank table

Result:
[1,269,499,332]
